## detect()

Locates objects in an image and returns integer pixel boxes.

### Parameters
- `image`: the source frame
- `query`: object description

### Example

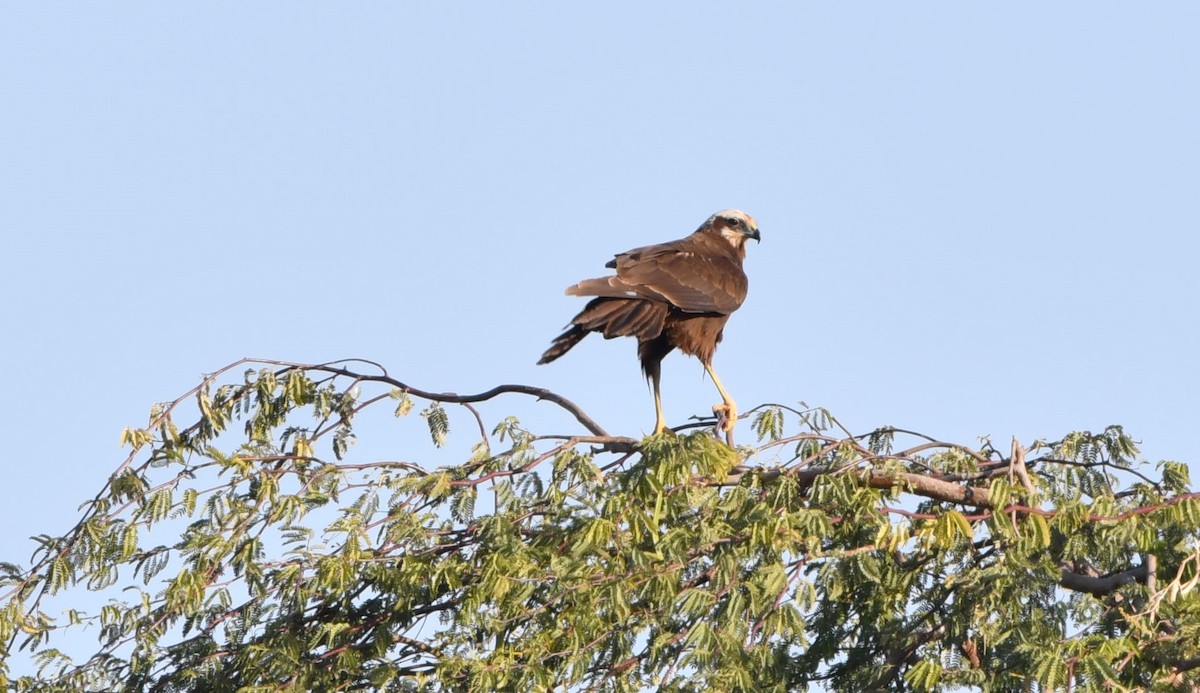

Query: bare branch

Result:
[1059,562,1149,597]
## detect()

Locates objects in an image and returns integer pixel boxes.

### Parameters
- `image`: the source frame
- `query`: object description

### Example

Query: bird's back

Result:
[569,231,748,316]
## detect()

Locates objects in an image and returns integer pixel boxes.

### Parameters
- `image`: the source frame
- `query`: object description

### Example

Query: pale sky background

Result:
[2,2,1198,670]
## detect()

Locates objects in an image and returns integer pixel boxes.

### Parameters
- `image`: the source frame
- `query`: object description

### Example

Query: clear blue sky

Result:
[2,2,1197,593]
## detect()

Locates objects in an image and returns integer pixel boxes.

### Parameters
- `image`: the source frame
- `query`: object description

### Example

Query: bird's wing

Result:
[567,236,747,314]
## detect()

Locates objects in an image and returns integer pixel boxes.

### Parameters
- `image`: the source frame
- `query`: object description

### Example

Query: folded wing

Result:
[565,237,747,315]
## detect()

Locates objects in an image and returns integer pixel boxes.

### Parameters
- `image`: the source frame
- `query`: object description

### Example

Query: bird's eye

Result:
[729,218,742,227]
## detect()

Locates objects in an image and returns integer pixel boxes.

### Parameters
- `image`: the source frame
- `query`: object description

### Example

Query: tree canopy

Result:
[2,358,1198,691]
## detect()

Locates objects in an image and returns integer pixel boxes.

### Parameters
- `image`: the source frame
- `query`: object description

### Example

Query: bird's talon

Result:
[712,403,738,433]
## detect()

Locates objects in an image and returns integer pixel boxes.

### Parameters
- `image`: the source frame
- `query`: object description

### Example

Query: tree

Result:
[2,358,1198,691]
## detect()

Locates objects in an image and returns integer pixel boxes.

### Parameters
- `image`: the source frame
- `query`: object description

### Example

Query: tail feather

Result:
[539,298,668,365]
[606,301,663,337]
[538,325,587,364]
[633,302,667,335]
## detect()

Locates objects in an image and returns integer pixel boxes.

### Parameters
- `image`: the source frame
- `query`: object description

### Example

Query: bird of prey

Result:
[538,209,760,438]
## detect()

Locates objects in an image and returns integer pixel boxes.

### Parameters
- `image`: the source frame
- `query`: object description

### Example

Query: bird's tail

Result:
[538,325,587,364]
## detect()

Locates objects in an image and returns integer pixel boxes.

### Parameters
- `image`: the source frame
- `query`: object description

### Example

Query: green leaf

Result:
[421,403,450,447]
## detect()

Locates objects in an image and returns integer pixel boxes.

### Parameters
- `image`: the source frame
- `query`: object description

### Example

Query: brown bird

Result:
[539,209,760,437]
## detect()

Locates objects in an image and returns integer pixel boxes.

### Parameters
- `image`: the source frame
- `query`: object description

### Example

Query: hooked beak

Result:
[746,226,761,243]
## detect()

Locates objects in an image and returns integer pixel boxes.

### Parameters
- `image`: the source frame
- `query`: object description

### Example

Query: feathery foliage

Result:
[1,358,1198,691]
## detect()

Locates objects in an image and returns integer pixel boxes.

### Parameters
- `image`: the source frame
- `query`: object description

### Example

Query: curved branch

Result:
[724,466,996,509]
[1059,562,1149,597]
[866,623,947,692]
[283,359,610,437]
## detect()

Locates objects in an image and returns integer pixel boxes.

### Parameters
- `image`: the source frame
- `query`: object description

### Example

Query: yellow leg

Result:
[703,363,737,435]
[651,367,669,435]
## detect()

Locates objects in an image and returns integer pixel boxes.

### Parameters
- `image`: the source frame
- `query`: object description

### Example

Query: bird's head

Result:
[705,209,761,249]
